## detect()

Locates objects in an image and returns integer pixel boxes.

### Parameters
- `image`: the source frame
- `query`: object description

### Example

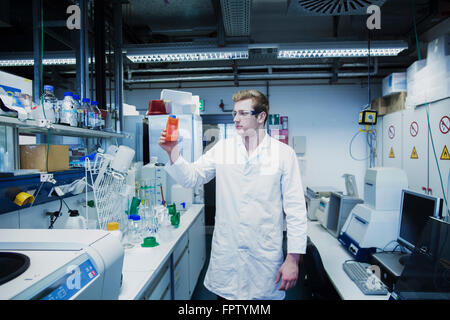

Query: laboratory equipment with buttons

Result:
[305,186,342,221]
[338,167,408,262]
[325,192,363,238]
[0,229,124,300]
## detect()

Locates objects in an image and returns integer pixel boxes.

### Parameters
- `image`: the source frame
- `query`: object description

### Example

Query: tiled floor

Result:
[191,232,307,300]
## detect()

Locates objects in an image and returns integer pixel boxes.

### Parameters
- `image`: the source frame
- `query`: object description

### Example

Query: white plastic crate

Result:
[382,72,407,97]
[406,56,450,107]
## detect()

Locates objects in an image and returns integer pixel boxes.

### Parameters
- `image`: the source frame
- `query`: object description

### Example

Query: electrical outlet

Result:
[40,173,55,183]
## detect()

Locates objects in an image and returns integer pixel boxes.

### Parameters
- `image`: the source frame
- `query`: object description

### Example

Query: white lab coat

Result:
[165,133,307,300]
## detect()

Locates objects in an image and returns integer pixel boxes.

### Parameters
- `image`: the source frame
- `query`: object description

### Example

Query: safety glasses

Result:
[232,110,261,118]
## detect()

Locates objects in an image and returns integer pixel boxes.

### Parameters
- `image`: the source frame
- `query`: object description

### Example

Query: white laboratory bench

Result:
[307,220,390,300]
[119,204,206,300]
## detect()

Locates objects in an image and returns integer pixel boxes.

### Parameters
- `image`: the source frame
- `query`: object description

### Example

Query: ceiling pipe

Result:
[127,61,379,74]
[124,58,378,84]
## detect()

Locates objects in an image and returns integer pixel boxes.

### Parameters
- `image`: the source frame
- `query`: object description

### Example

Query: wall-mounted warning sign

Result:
[389,147,395,158]
[441,145,450,160]
[411,147,418,159]
[388,125,395,139]
[439,116,450,135]
[410,122,419,137]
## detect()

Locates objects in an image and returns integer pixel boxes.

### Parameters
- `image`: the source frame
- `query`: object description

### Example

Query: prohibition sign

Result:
[440,116,450,134]
[410,121,419,137]
[388,125,395,139]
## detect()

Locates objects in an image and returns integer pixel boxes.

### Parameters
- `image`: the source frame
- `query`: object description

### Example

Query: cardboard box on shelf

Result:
[370,97,388,116]
[387,91,407,113]
[371,92,407,116]
[20,145,69,172]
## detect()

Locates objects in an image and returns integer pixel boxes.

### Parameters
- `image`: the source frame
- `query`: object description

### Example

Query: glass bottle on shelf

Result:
[81,98,91,128]
[91,101,101,130]
[88,100,97,129]
[73,94,83,128]
[60,92,78,127]
[41,85,57,123]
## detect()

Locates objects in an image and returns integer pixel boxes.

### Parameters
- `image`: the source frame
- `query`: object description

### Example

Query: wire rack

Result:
[84,151,128,230]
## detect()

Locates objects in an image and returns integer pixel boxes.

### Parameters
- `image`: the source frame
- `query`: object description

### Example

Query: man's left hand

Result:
[275,253,300,291]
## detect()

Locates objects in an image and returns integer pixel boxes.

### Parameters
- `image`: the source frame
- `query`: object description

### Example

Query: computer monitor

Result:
[397,189,443,252]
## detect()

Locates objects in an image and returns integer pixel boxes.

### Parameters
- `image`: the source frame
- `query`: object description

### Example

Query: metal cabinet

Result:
[173,244,190,300]
[142,261,171,300]
[380,100,449,217]
[382,111,403,168]
[173,232,189,265]
[188,210,206,297]
[427,100,450,215]
[139,208,207,300]
[402,106,428,193]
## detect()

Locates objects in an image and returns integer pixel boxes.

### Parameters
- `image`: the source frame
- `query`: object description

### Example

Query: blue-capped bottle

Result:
[87,100,96,129]
[73,95,83,128]
[42,85,57,123]
[81,98,90,128]
[91,101,101,130]
[60,92,77,127]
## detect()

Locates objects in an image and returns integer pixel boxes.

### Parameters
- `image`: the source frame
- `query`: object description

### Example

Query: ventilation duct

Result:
[220,0,251,36]
[287,0,387,16]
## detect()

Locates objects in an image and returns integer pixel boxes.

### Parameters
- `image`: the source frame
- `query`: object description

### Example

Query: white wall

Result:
[125,83,381,196]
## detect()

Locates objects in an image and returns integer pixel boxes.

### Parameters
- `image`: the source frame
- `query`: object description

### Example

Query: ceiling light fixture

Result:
[0,52,97,67]
[277,41,408,59]
[126,45,249,63]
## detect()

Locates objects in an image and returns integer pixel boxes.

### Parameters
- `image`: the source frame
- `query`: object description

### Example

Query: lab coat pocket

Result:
[255,224,281,258]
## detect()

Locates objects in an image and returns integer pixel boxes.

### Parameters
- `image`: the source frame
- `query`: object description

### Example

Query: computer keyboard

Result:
[343,261,389,295]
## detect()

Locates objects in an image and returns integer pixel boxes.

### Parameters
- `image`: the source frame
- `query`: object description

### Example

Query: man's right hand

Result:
[158,129,179,164]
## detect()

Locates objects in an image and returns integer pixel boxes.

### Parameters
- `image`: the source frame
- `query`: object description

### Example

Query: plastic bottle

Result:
[107,222,123,244]
[73,94,83,128]
[63,210,87,229]
[87,100,97,129]
[165,115,179,142]
[81,98,90,128]
[60,92,78,127]
[91,101,101,130]
[42,85,57,123]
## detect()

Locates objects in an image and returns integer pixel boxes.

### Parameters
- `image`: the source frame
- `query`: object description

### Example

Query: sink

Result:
[0,252,30,285]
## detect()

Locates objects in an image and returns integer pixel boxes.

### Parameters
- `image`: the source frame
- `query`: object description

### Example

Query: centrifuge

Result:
[0,229,124,300]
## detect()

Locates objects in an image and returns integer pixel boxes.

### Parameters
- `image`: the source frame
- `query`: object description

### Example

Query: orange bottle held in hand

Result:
[165,115,179,142]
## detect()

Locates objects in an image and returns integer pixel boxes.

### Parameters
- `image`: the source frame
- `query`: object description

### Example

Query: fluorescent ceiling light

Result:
[0,58,77,67]
[277,41,408,58]
[126,45,248,63]
[0,52,96,67]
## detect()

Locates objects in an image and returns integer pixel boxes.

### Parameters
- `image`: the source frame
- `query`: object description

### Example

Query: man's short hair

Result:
[232,89,269,124]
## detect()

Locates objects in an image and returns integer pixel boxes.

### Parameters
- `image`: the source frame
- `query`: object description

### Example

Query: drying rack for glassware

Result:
[84,151,128,230]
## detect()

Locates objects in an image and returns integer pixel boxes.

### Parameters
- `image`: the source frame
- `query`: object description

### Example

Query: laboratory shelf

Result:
[0,115,129,139]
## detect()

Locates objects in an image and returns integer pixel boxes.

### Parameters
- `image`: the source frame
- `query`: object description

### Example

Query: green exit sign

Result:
[199,99,205,112]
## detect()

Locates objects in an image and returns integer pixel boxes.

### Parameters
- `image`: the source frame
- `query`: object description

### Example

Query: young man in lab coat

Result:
[159,89,307,300]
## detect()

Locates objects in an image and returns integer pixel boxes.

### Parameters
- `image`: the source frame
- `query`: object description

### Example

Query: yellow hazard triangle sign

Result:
[441,145,450,160]
[411,147,418,159]
[389,147,395,158]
